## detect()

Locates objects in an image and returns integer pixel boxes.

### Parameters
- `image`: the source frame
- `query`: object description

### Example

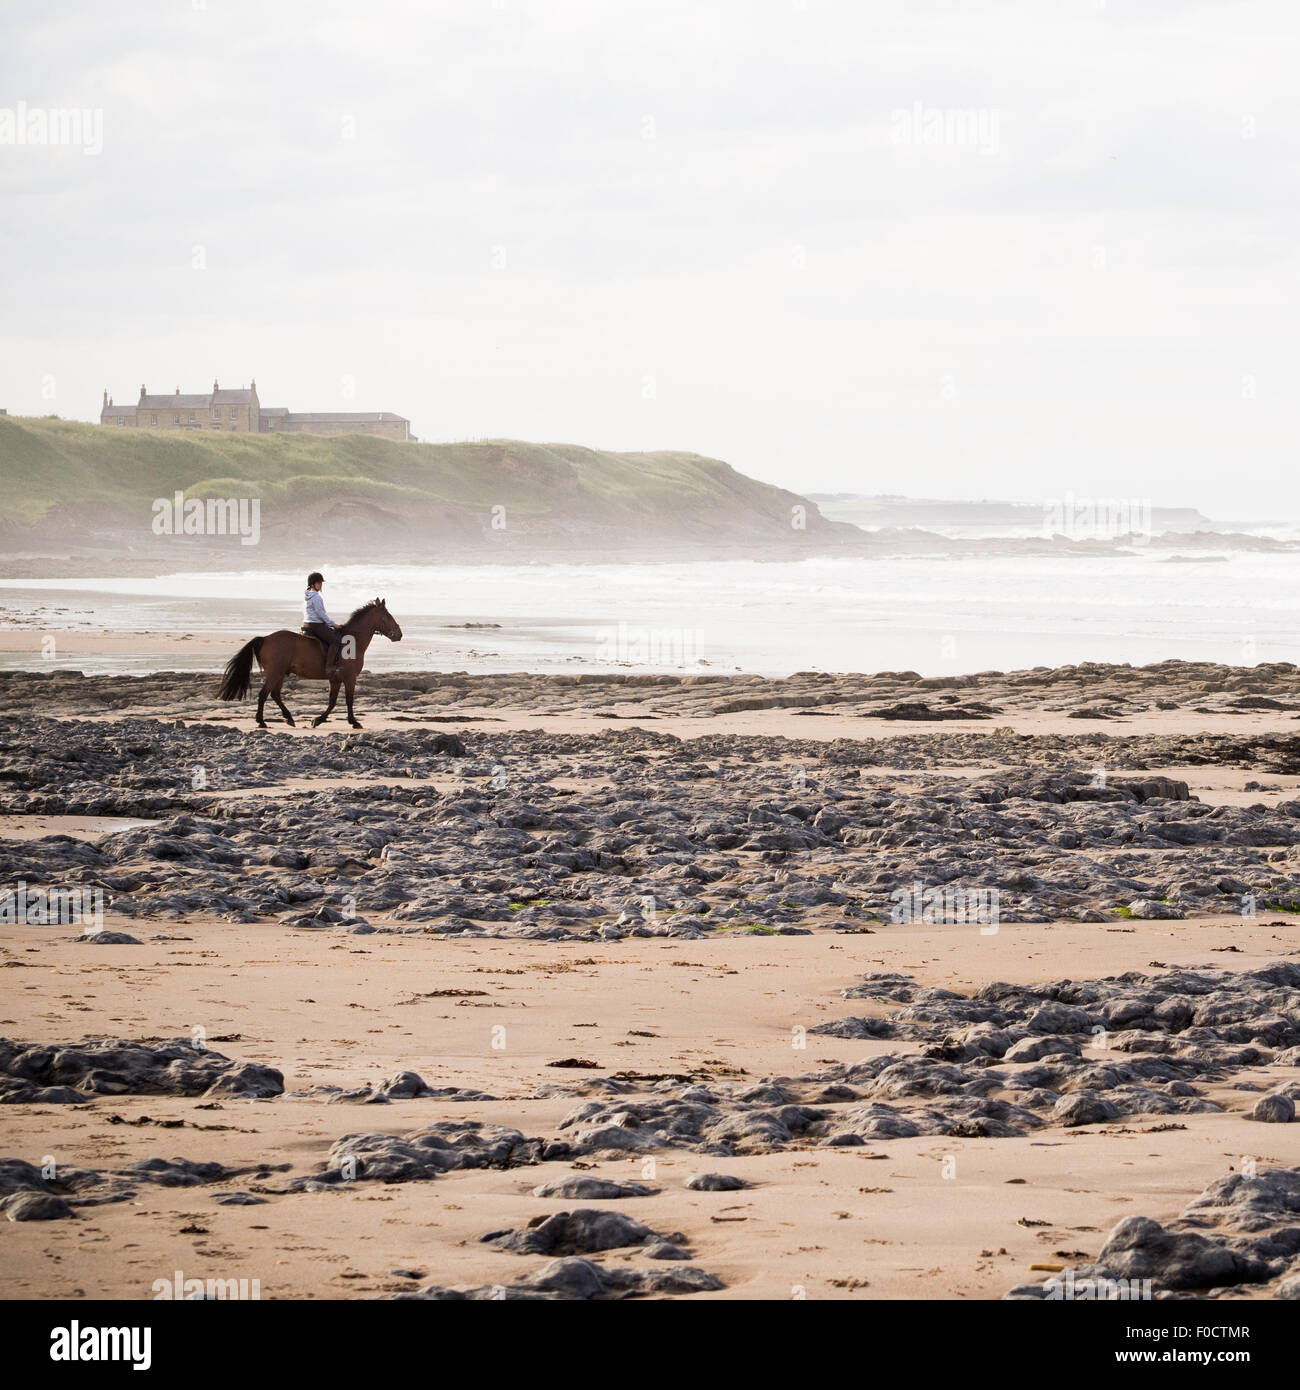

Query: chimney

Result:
[175,385,181,396]
[140,383,146,401]
[213,377,219,392]
[102,389,108,407]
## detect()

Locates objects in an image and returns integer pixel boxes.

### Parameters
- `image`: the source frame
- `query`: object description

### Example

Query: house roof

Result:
[134,384,257,408]
[283,411,409,424]
[110,386,405,426]
[139,394,211,409]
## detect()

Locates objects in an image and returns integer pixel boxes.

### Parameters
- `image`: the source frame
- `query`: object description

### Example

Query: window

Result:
[212,408,219,420]
[188,411,196,423]
[118,417,125,426]
[151,414,158,426]
[173,414,180,425]
[229,407,237,419]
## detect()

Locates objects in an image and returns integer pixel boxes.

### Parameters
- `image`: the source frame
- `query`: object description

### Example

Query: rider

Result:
[302,571,343,676]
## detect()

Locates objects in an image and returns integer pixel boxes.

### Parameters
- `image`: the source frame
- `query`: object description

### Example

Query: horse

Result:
[215,598,403,729]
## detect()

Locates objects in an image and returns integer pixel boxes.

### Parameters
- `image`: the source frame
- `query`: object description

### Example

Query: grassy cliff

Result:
[0,416,857,562]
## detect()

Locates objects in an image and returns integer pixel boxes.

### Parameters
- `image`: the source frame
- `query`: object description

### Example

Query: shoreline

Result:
[6,548,1300,683]
[2,525,1298,584]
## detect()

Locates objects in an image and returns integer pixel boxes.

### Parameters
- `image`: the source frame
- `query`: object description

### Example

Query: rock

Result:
[378,1070,431,1099]
[531,1176,657,1200]
[3,1192,75,1221]
[1126,899,1186,920]
[570,1124,653,1152]
[1181,1168,1300,1230]
[281,1122,548,1188]
[1026,1004,1096,1034]
[1007,1163,1300,1298]
[480,1208,688,1259]
[1053,1091,1118,1127]
[1250,1093,1295,1124]
[1121,777,1191,802]
[119,1157,230,1187]
[393,1256,723,1301]
[1095,1215,1270,1290]
[0,1037,283,1100]
[201,1061,286,1098]
[1004,1035,1081,1064]
[685,1173,749,1192]
[643,1239,692,1260]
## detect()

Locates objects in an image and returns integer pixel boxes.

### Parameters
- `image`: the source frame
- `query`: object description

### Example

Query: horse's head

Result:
[372,597,403,642]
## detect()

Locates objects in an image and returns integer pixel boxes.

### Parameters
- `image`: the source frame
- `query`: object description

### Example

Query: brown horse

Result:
[215,598,403,729]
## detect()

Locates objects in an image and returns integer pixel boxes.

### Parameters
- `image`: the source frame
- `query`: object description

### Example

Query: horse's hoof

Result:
[284,719,296,727]
[311,717,325,727]
[349,721,363,729]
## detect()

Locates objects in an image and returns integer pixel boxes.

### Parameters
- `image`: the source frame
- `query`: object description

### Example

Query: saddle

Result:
[300,625,331,658]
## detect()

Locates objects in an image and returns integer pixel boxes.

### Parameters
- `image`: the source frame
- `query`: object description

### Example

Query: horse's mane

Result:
[340,599,384,629]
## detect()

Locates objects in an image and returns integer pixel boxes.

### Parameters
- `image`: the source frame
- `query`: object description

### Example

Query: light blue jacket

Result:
[304,588,335,626]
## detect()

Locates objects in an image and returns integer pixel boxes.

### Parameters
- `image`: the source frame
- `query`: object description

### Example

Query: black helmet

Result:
[307,571,324,586]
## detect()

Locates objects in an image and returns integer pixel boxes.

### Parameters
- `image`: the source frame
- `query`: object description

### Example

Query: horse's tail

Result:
[215,636,264,702]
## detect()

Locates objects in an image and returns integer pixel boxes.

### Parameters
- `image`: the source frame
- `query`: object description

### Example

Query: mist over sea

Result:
[2,547,1297,677]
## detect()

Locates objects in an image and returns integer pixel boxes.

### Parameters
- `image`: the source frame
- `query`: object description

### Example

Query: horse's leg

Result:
[345,675,361,728]
[255,681,269,728]
[272,691,296,726]
[270,676,296,727]
[312,679,341,728]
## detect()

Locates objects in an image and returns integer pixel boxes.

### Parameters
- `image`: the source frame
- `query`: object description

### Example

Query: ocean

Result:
[1,548,1296,677]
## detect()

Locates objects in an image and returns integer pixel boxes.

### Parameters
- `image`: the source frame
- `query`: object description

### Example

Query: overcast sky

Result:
[1,0,1295,518]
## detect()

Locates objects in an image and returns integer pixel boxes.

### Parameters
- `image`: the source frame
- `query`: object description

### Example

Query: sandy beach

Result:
[2,919,1296,1302]
[2,644,1299,1301]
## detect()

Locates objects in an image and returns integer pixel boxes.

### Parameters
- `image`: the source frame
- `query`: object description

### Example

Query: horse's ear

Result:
[379,597,386,607]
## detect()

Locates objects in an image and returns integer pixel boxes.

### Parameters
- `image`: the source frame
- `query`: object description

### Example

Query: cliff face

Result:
[0,416,860,564]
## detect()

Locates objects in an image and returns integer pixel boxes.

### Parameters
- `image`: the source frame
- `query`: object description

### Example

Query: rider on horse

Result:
[302,571,342,676]
[216,590,401,727]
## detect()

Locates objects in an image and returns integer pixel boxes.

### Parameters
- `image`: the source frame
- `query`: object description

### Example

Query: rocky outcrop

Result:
[1006,1168,1300,1299]
[0,1037,283,1102]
